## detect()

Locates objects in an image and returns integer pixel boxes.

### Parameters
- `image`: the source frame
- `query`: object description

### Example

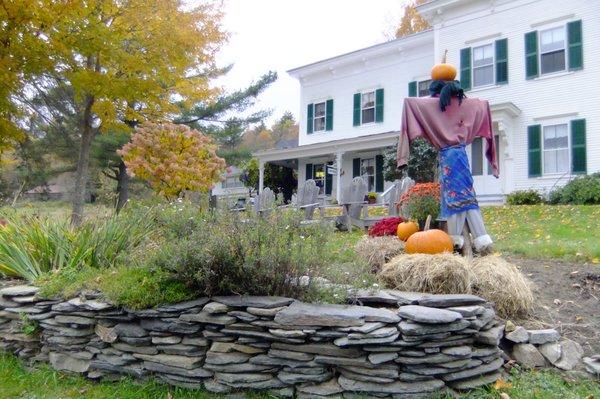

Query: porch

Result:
[253,131,400,204]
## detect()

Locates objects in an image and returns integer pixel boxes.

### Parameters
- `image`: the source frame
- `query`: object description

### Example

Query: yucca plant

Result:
[0,209,155,282]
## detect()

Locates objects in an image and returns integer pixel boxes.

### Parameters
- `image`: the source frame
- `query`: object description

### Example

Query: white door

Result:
[468,135,503,198]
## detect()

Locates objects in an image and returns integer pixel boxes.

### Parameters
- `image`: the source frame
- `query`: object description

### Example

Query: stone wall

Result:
[0,285,506,398]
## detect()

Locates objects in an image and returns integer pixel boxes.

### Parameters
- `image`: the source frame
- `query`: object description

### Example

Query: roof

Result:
[287,29,434,78]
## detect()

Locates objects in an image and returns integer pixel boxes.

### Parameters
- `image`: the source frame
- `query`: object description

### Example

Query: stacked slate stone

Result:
[0,286,508,398]
[0,285,48,359]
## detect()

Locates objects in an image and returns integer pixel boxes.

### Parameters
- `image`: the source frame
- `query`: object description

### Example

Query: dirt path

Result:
[509,256,600,356]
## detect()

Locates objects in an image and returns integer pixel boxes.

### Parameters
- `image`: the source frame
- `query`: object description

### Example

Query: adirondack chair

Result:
[295,179,321,220]
[338,177,370,231]
[253,187,276,217]
[387,176,416,216]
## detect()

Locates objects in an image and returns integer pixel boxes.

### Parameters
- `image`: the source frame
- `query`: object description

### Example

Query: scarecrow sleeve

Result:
[397,98,428,168]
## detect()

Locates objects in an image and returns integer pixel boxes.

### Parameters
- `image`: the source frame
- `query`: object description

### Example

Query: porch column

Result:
[258,160,265,194]
[335,151,344,203]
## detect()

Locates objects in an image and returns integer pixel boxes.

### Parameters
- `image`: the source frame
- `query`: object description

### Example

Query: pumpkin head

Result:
[431,50,457,81]
[405,215,453,254]
[397,221,419,241]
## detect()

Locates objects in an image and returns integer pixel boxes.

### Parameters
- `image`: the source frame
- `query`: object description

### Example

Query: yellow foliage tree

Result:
[1,0,227,224]
[395,0,430,38]
[119,122,226,199]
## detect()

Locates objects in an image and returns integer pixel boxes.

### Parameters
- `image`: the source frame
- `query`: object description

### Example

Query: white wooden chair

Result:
[253,187,276,217]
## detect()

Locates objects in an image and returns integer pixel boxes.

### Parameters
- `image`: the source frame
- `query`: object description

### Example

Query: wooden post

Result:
[461,223,473,259]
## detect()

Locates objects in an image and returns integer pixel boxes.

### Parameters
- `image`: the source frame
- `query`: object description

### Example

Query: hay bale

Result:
[355,236,405,271]
[471,255,534,318]
[379,253,473,294]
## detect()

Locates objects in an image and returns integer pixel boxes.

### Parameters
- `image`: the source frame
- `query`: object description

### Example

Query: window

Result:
[361,91,375,124]
[543,124,569,174]
[418,79,432,97]
[540,26,566,74]
[472,43,494,87]
[313,101,326,132]
[313,164,326,194]
[223,176,243,189]
[360,158,375,191]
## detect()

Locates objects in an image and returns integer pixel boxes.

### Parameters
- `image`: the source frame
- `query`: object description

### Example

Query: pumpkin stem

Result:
[442,49,448,64]
[424,214,432,231]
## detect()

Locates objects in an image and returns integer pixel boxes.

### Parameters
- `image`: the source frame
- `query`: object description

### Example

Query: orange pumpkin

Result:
[431,50,457,81]
[396,221,419,241]
[405,215,453,254]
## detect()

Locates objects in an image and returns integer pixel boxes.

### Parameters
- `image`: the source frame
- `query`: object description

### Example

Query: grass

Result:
[1,353,598,399]
[482,204,600,262]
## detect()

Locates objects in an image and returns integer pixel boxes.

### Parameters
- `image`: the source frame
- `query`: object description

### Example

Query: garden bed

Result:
[1,285,506,397]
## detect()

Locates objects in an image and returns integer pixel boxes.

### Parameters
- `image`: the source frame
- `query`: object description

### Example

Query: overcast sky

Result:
[214,0,405,126]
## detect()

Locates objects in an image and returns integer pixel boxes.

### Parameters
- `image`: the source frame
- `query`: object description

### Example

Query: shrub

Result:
[150,210,336,300]
[368,217,404,237]
[506,189,544,205]
[400,182,441,221]
[548,173,600,204]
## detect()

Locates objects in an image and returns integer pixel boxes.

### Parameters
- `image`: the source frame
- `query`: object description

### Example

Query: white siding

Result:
[432,0,600,194]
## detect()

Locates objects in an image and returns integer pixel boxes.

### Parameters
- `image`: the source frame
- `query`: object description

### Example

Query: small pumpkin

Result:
[405,215,453,254]
[396,221,419,241]
[431,50,457,81]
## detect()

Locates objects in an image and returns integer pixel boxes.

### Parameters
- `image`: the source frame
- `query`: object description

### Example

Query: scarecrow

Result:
[397,54,498,253]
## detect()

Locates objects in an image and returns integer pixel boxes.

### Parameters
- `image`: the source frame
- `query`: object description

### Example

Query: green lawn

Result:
[482,205,600,262]
[1,354,598,399]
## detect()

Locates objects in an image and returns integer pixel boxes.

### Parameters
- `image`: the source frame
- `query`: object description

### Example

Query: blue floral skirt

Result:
[439,144,479,217]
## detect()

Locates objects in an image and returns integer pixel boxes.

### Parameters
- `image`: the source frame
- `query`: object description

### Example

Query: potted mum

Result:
[400,182,441,229]
[366,192,378,204]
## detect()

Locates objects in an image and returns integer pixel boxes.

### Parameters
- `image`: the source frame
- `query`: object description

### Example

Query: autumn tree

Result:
[119,122,226,199]
[395,0,430,39]
[2,1,227,224]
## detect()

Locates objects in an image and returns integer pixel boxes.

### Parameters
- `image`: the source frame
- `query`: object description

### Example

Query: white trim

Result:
[531,13,576,28]
[541,122,570,176]
[312,100,327,133]
[465,32,502,46]
[533,112,578,121]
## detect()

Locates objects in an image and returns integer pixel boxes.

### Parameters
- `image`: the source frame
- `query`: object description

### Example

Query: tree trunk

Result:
[71,94,95,227]
[115,160,129,213]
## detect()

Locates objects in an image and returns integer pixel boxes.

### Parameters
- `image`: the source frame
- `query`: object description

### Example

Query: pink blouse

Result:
[397,97,499,177]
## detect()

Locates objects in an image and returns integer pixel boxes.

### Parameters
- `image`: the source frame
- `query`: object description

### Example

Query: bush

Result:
[506,189,544,205]
[150,210,338,300]
[548,173,600,204]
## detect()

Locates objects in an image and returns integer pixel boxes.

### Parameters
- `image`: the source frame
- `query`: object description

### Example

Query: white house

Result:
[255,0,599,204]
[211,166,248,207]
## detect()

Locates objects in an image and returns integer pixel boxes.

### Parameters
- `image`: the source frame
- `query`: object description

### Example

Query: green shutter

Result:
[525,31,539,79]
[460,47,471,91]
[325,162,333,195]
[307,103,314,134]
[352,158,361,178]
[375,88,384,123]
[567,20,583,71]
[325,99,333,131]
[495,38,508,84]
[305,163,313,180]
[375,155,384,193]
[353,93,361,126]
[527,124,542,177]
[571,119,586,174]
[408,81,417,97]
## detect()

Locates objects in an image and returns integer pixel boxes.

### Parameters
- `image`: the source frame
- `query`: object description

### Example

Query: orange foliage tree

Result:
[119,122,226,199]
[395,0,430,38]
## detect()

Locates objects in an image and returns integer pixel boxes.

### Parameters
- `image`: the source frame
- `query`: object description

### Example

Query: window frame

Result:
[538,24,568,76]
[541,122,570,176]
[471,42,495,88]
[360,90,376,125]
[312,101,327,133]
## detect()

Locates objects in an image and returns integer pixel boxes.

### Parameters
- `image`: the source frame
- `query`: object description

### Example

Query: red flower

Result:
[368,217,405,237]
